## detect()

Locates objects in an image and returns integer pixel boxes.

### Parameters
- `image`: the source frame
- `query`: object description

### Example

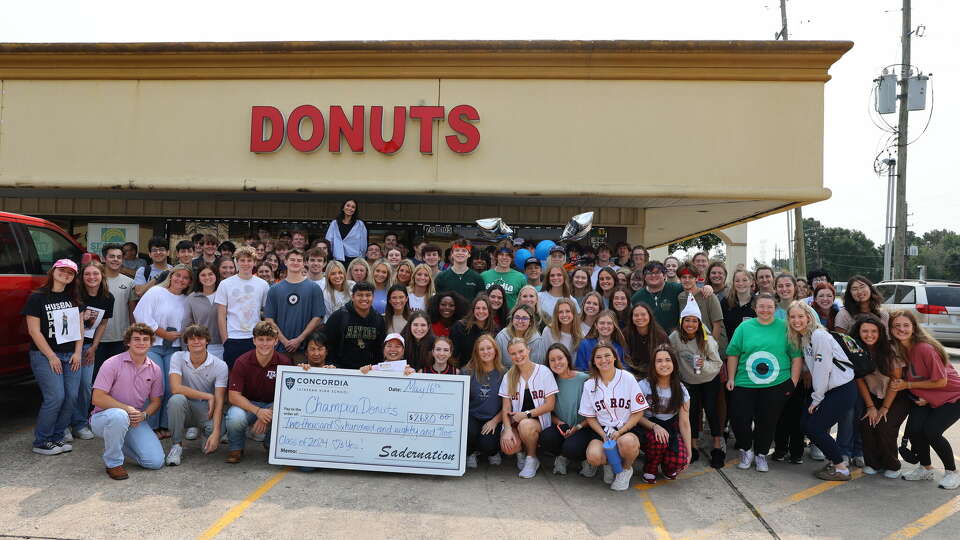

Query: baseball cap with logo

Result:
[524,257,541,268]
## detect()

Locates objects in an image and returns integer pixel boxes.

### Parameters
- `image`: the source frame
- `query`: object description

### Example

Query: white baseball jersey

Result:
[578,369,649,429]
[498,363,559,430]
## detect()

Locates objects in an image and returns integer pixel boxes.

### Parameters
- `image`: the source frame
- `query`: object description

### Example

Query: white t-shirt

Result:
[132,285,188,346]
[540,326,575,353]
[578,369,648,428]
[637,379,690,421]
[538,291,580,321]
[498,363,559,430]
[409,293,427,312]
[590,264,620,288]
[213,274,269,339]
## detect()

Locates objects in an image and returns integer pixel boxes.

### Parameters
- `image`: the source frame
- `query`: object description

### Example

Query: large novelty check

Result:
[268,366,470,476]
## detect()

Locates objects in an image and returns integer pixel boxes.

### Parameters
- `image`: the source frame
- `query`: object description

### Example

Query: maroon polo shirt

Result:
[228,349,292,403]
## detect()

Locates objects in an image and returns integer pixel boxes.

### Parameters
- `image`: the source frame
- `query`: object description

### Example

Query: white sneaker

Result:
[75,426,95,440]
[862,466,878,475]
[553,455,569,475]
[738,449,754,470]
[810,445,825,461]
[519,456,540,479]
[63,428,74,443]
[166,444,182,466]
[755,454,769,472]
[185,427,199,440]
[580,462,598,478]
[902,465,935,481]
[610,468,635,491]
[466,453,478,469]
[603,464,615,484]
[53,440,72,453]
[516,451,527,471]
[939,471,960,490]
[488,453,502,466]
[884,469,902,479]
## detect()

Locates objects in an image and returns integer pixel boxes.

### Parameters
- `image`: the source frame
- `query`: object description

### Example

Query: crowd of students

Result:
[21,199,960,491]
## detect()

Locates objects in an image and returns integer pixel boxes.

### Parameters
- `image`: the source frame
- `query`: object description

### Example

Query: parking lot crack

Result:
[716,469,780,539]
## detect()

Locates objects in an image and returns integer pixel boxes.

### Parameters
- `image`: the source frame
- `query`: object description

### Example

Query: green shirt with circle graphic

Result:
[726,317,800,388]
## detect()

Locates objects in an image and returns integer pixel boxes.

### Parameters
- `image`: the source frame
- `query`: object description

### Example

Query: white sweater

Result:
[133,286,188,346]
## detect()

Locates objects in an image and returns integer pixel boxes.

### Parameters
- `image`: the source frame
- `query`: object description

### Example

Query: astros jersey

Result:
[578,368,648,428]
[498,363,559,430]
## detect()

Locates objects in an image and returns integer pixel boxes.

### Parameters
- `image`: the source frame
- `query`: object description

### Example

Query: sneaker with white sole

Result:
[755,453,769,472]
[63,428,74,443]
[738,449,754,470]
[939,470,960,490]
[610,468,635,491]
[862,466,878,475]
[185,427,199,440]
[519,456,540,479]
[32,441,64,456]
[580,462,598,478]
[488,453,502,466]
[902,465,935,481]
[466,453,478,469]
[603,464,614,484]
[166,444,182,466]
[810,445,825,461]
[553,455,569,475]
[851,456,865,468]
[884,469,902,479]
[516,451,526,471]
[75,426,95,440]
[53,440,72,453]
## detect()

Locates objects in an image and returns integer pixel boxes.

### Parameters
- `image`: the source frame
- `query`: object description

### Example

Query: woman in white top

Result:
[540,298,583,353]
[407,263,435,312]
[499,338,558,479]
[538,264,579,325]
[132,263,193,438]
[384,285,411,334]
[318,261,354,321]
[579,292,604,337]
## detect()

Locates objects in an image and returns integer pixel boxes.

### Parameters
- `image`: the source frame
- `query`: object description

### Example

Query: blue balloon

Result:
[535,240,557,261]
[514,249,533,269]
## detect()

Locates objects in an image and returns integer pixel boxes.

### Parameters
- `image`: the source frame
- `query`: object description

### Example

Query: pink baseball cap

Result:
[384,333,405,346]
[52,259,78,273]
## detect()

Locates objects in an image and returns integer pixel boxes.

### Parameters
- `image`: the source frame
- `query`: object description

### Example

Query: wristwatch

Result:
[526,411,532,419]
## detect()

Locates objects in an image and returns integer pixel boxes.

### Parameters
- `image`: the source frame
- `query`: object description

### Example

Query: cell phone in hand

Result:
[557,423,571,435]
[162,326,177,348]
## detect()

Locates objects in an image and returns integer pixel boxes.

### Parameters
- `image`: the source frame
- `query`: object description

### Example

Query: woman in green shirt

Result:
[725,293,802,473]
[538,344,591,476]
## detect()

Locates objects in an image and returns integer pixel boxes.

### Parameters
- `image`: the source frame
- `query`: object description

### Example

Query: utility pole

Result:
[893,0,911,278]
[776,0,807,278]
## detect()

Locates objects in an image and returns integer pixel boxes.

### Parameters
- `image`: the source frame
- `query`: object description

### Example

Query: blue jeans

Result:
[29,350,81,447]
[71,343,95,430]
[837,398,863,458]
[803,381,857,465]
[225,401,272,451]
[90,408,164,469]
[146,343,178,430]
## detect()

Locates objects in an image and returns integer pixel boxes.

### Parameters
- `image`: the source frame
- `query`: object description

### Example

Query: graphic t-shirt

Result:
[468,368,505,421]
[21,291,82,352]
[726,317,801,388]
[631,282,684,333]
[638,379,691,421]
[81,293,115,344]
[482,269,528,309]
[214,275,270,339]
[264,279,325,345]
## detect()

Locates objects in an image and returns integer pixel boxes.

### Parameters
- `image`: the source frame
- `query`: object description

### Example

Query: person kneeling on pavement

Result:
[224,321,291,464]
[165,324,228,466]
[90,323,165,480]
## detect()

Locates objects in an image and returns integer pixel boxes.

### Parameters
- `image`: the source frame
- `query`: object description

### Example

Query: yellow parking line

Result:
[196,468,289,540]
[884,494,960,540]
[639,491,672,540]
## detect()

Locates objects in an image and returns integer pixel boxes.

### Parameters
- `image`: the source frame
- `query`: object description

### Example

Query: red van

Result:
[0,212,88,383]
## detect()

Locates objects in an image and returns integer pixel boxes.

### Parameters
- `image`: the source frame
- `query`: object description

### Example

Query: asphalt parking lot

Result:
[2,378,960,540]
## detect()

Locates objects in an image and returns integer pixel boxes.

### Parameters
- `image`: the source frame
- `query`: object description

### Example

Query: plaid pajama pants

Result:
[641,423,689,476]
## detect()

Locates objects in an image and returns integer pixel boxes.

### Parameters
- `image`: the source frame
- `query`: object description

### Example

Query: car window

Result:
[875,284,897,303]
[0,222,26,274]
[926,287,960,307]
[26,226,81,274]
[894,285,916,304]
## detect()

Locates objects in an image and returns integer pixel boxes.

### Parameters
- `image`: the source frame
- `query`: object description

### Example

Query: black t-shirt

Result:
[81,293,115,344]
[21,291,82,353]
[522,387,535,412]
[338,219,356,241]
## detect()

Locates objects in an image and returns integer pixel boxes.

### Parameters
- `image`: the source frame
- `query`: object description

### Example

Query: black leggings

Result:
[729,379,795,455]
[686,376,722,439]
[775,381,810,459]
[539,425,598,461]
[467,417,502,457]
[904,401,960,470]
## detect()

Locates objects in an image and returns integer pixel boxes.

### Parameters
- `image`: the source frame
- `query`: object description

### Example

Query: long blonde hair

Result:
[323,260,348,293]
[889,309,950,366]
[505,337,531,397]
[464,334,505,380]
[370,259,395,290]
[408,263,436,298]
[506,304,539,341]
[546,298,583,350]
[542,264,572,297]
[786,300,822,351]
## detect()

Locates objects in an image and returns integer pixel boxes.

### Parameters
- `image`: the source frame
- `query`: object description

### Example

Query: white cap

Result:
[679,294,702,322]
[384,333,405,346]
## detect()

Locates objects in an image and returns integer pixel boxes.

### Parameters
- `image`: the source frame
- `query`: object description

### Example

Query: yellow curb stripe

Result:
[884,494,960,540]
[196,468,289,540]
[640,491,672,540]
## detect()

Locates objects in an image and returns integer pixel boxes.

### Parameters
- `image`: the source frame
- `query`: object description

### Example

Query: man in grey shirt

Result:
[96,243,135,382]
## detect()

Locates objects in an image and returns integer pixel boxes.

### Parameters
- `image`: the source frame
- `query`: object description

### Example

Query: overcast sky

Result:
[2,0,956,265]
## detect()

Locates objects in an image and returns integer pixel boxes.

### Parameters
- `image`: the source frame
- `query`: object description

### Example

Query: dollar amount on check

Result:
[269,366,470,476]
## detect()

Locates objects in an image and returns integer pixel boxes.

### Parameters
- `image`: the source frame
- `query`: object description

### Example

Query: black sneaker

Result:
[32,442,64,456]
[691,448,700,463]
[771,450,787,462]
[790,455,804,464]
[53,440,73,453]
[710,448,726,469]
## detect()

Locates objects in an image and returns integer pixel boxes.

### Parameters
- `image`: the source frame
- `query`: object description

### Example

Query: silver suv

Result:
[876,280,960,345]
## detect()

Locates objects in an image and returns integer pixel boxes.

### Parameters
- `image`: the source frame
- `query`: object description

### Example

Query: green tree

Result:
[802,218,883,283]
[668,233,724,256]
[910,229,960,281]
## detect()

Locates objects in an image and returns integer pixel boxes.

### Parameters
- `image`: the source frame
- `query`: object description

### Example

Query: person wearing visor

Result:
[359,333,415,375]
